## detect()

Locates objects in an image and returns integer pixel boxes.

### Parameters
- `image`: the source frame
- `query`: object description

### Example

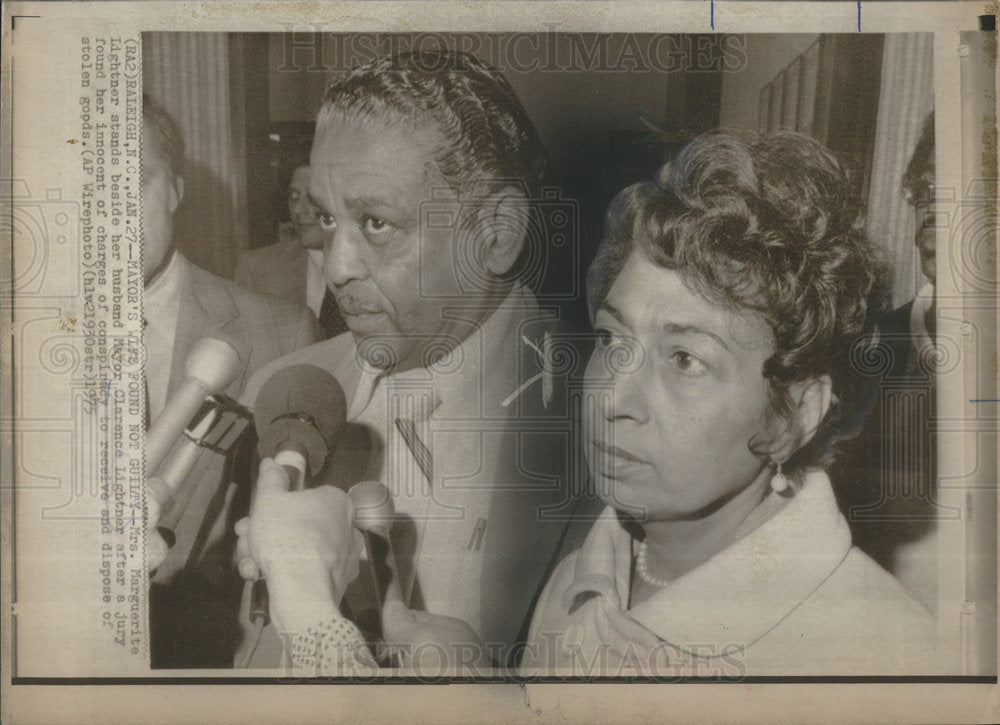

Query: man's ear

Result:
[784,375,833,456]
[477,187,529,278]
[169,176,184,215]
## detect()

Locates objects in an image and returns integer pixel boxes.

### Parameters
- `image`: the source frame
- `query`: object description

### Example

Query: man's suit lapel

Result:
[255,236,309,306]
[167,261,249,399]
[278,241,308,306]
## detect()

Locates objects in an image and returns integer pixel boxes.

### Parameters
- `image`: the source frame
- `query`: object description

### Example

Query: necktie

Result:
[319,288,349,339]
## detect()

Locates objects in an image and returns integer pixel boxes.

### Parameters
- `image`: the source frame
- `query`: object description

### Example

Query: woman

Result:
[519,131,939,676]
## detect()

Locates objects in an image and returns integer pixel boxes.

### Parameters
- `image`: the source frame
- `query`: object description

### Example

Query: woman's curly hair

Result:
[587,131,892,477]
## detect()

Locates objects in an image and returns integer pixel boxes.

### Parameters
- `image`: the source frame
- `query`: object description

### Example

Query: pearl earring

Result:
[771,461,789,493]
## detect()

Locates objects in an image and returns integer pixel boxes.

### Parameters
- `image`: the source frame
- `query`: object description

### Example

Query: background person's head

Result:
[286,164,325,251]
[310,49,548,371]
[585,131,890,520]
[277,139,325,251]
[142,93,185,283]
[902,112,936,284]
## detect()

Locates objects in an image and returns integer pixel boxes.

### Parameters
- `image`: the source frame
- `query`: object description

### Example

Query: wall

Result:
[719,34,819,135]
[143,33,244,278]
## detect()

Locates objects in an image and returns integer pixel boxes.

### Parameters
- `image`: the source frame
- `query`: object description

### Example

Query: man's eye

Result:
[317,212,336,231]
[670,350,707,375]
[362,216,392,234]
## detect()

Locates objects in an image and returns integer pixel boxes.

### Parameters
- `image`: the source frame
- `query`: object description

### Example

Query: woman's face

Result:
[584,252,776,521]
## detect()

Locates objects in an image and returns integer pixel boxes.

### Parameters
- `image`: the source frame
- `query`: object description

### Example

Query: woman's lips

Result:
[590,438,648,477]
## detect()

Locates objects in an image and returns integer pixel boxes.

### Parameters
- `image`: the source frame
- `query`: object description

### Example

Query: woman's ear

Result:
[477,187,529,278]
[790,375,833,451]
[767,375,834,463]
[169,176,184,215]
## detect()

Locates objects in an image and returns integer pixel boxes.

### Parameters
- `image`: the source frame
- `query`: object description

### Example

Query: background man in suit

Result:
[831,112,937,609]
[235,148,348,338]
[233,50,579,671]
[141,94,321,667]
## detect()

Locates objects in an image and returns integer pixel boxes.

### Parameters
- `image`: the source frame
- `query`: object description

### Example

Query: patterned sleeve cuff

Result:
[290,617,379,676]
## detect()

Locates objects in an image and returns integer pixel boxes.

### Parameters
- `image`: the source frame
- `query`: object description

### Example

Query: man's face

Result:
[911,170,936,284]
[310,117,486,372]
[287,165,324,250]
[915,202,937,284]
[142,120,182,283]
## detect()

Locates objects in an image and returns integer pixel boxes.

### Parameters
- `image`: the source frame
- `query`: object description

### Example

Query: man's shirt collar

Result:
[349,283,538,421]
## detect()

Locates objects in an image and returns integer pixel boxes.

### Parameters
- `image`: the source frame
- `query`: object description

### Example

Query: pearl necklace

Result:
[635,541,672,588]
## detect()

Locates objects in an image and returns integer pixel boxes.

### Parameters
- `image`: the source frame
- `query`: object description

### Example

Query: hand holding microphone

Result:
[243,364,350,629]
[236,459,364,634]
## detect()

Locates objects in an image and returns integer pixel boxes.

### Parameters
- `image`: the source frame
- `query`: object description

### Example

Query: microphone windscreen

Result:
[184,336,245,392]
[348,480,394,532]
[146,335,244,475]
[253,364,348,474]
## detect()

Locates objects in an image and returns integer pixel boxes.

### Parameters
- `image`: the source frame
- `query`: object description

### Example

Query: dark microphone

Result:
[253,363,348,489]
[146,337,244,475]
[249,364,348,626]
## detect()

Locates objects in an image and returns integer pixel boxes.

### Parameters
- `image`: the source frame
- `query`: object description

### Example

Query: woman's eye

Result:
[670,350,707,375]
[594,328,613,349]
[362,216,393,234]
[317,212,336,232]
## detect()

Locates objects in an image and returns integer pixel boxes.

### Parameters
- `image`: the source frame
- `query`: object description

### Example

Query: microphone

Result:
[148,395,253,563]
[249,364,348,626]
[144,404,218,573]
[146,337,244,475]
[253,364,348,489]
[349,481,403,615]
[150,403,222,517]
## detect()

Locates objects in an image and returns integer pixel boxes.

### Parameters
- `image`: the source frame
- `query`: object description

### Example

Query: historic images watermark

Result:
[275,28,749,76]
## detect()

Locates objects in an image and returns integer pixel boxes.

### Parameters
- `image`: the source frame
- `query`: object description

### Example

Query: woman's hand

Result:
[381,600,492,673]
[235,458,364,634]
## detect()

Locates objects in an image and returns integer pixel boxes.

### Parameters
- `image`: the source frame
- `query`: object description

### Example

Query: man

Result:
[234,51,578,670]
[141,94,321,667]
[235,150,348,338]
[885,111,937,370]
[831,112,937,609]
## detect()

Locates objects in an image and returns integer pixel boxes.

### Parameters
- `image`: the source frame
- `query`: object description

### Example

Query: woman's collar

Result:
[563,470,853,654]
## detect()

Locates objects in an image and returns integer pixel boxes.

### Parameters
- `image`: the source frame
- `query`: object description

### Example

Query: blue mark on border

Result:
[857,2,861,31]
[970,399,1000,403]
[711,0,715,30]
